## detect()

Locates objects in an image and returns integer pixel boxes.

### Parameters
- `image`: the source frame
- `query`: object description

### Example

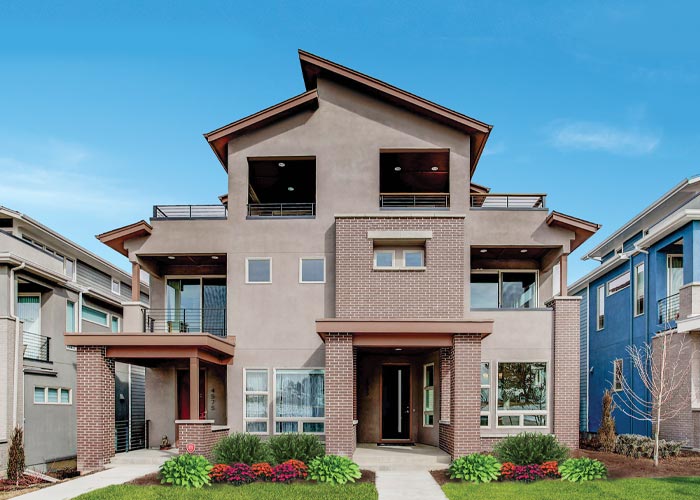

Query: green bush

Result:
[307,455,362,485]
[212,433,273,465]
[614,434,683,459]
[448,453,501,483]
[493,432,569,465]
[159,454,212,489]
[268,433,325,464]
[558,457,607,482]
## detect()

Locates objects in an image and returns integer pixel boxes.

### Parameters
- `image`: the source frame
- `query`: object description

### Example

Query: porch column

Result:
[325,332,355,457]
[189,357,200,420]
[450,333,481,457]
[131,262,141,302]
[559,254,568,296]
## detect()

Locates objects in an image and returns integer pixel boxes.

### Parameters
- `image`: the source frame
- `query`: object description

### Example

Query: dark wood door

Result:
[381,365,411,440]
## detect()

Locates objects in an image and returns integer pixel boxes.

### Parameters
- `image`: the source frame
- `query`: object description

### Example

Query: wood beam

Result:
[559,254,568,296]
[131,262,141,302]
[190,357,199,420]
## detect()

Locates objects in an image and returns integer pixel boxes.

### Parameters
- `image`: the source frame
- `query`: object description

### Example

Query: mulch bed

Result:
[128,469,376,486]
[430,469,452,486]
[0,475,48,492]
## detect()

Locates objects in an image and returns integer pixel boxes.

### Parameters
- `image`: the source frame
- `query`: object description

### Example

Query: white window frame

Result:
[82,304,109,327]
[299,257,326,284]
[66,300,78,351]
[691,355,700,410]
[245,258,272,284]
[634,263,645,317]
[373,250,395,269]
[613,359,623,392]
[273,368,325,435]
[481,362,490,427]
[34,386,72,405]
[243,368,269,435]
[495,361,548,429]
[111,279,120,295]
[596,285,605,331]
[607,271,631,296]
[422,363,434,427]
[470,270,539,309]
[404,249,425,268]
[667,254,684,297]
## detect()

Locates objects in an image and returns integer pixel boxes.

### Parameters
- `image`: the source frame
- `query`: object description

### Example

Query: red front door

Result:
[177,369,206,420]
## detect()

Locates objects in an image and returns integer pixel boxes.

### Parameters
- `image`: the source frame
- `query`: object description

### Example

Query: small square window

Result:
[480,415,489,427]
[34,387,45,404]
[300,258,325,283]
[302,422,324,433]
[404,250,424,268]
[111,279,120,295]
[246,258,272,283]
[498,415,520,426]
[374,251,394,268]
[47,388,58,403]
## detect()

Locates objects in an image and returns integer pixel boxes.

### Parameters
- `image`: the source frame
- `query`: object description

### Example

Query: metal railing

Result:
[23,331,50,362]
[115,420,146,453]
[658,293,680,324]
[379,193,450,208]
[153,205,228,219]
[144,308,227,337]
[247,202,316,217]
[470,193,547,209]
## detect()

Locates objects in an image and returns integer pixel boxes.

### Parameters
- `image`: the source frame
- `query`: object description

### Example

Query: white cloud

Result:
[549,120,660,155]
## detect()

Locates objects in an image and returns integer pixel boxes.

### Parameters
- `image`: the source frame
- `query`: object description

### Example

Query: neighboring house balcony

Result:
[658,292,680,325]
[23,330,50,363]
[470,193,547,210]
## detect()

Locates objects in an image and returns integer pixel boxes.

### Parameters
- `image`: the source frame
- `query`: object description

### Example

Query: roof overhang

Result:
[64,333,235,365]
[546,211,601,253]
[299,50,492,176]
[96,220,152,257]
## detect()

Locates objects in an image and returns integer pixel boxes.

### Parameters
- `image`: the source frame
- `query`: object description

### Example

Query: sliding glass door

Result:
[166,277,226,335]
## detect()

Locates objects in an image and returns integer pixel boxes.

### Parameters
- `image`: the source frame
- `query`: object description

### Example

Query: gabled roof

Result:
[96,220,153,257]
[546,211,601,252]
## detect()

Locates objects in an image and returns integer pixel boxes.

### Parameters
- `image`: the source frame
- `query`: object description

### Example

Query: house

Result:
[571,176,700,448]
[0,207,149,473]
[65,50,600,472]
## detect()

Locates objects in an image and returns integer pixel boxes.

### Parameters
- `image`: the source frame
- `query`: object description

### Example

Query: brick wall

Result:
[549,296,581,449]
[335,216,465,319]
[176,421,227,462]
[76,346,115,472]
[324,333,355,457]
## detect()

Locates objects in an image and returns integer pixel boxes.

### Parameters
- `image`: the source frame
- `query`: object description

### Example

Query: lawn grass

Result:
[442,477,700,500]
[75,482,378,500]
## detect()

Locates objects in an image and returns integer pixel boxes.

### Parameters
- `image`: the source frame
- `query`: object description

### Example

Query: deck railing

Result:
[658,293,680,324]
[379,193,450,208]
[470,193,547,209]
[23,331,50,362]
[143,308,227,337]
[152,205,228,219]
[247,203,316,217]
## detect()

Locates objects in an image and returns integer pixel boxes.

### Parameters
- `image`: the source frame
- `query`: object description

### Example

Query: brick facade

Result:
[176,421,228,461]
[324,332,356,457]
[335,216,465,319]
[76,346,115,472]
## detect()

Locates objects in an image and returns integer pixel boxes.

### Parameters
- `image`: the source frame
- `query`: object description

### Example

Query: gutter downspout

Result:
[9,262,26,429]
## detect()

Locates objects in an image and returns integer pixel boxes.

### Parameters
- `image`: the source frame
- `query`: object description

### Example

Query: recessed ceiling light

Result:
[431,166,439,171]
[287,186,295,192]
[278,162,286,167]
[394,166,402,171]
[521,249,528,253]
[395,348,403,351]
[211,256,219,260]
[480,249,488,253]
[167,256,175,260]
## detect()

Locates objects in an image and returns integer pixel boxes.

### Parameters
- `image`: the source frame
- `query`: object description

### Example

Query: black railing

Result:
[379,193,450,208]
[144,308,227,337]
[115,419,146,453]
[247,203,316,217]
[153,205,228,219]
[658,293,680,324]
[470,193,547,209]
[23,331,50,362]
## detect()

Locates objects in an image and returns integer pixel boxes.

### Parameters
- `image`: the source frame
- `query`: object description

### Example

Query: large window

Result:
[82,305,108,327]
[246,258,272,284]
[423,364,434,427]
[275,369,325,434]
[634,263,645,316]
[244,369,269,434]
[596,285,605,330]
[470,271,538,309]
[165,277,227,335]
[300,258,325,283]
[481,362,490,427]
[497,362,547,428]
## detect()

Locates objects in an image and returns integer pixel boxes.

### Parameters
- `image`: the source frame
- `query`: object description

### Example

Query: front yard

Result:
[75,482,378,500]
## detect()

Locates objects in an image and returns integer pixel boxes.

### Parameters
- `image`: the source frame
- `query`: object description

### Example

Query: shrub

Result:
[208,464,231,483]
[7,426,25,483]
[541,460,560,478]
[614,434,683,460]
[493,432,569,465]
[252,462,273,481]
[448,453,501,484]
[267,433,325,464]
[223,463,256,486]
[307,455,362,485]
[598,390,617,452]
[559,458,607,482]
[500,462,516,480]
[212,433,272,465]
[283,459,308,479]
[513,464,545,483]
[160,454,212,489]
[271,462,299,483]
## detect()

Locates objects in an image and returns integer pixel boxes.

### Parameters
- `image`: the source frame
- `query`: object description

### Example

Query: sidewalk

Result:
[376,470,448,500]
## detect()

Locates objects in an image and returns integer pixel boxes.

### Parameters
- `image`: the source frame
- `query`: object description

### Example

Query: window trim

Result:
[613,358,624,392]
[64,258,76,281]
[243,368,270,435]
[422,363,435,428]
[634,262,645,317]
[495,361,549,429]
[481,362,490,427]
[111,315,120,333]
[82,304,109,327]
[34,386,72,405]
[666,254,683,297]
[470,270,539,309]
[299,257,326,284]
[245,257,272,284]
[272,367,325,435]
[596,285,605,331]
[111,279,121,295]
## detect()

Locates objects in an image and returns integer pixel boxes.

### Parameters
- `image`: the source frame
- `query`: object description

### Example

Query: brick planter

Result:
[176,420,228,462]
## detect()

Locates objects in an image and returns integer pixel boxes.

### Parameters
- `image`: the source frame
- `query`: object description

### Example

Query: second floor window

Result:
[597,285,605,330]
[634,263,645,316]
[300,258,325,283]
[470,271,537,309]
[246,258,272,284]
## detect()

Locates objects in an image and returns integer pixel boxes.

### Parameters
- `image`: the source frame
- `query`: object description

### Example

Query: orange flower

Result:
[252,462,273,481]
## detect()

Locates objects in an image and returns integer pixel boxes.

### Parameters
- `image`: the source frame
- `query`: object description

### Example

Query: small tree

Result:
[598,390,616,452]
[7,426,25,484]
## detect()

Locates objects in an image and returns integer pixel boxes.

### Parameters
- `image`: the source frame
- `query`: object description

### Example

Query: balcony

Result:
[152,205,228,220]
[144,308,227,337]
[658,293,680,325]
[24,331,50,362]
[379,193,450,209]
[470,193,546,209]
[247,202,316,217]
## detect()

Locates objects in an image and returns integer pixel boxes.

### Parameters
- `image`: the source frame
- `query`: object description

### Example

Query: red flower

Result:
[541,461,560,478]
[223,463,256,486]
[283,459,308,479]
[271,462,299,483]
[513,464,545,482]
[209,464,231,483]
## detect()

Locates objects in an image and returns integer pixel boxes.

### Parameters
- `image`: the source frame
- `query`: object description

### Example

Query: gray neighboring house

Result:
[0,206,149,473]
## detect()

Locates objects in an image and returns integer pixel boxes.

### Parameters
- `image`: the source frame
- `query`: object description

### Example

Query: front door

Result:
[177,369,206,420]
[381,365,411,441]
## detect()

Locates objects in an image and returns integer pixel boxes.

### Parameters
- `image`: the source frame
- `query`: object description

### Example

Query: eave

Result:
[96,220,153,257]
[546,211,601,253]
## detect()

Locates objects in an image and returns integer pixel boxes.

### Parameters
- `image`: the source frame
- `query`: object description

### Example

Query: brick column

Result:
[76,346,115,472]
[177,420,228,461]
[325,332,355,457]
[548,296,581,449]
[438,347,453,455]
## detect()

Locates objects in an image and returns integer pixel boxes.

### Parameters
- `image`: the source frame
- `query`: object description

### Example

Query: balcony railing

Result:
[144,308,227,337]
[153,205,228,219]
[379,193,450,209]
[470,193,547,209]
[658,293,680,324]
[23,331,50,362]
[247,203,315,217]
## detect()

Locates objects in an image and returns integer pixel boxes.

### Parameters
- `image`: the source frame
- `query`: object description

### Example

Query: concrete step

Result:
[107,449,178,467]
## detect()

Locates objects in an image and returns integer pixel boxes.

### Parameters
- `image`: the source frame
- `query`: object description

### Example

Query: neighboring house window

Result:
[34,387,71,405]
[82,305,108,327]
[66,301,76,332]
[275,369,325,434]
[18,294,42,360]
[111,316,120,333]
[481,362,490,427]
[374,250,395,268]
[64,258,75,280]
[111,279,120,295]
[607,271,630,295]
[634,263,645,316]
[423,364,434,427]
[497,362,547,427]
[246,258,272,284]
[470,271,538,309]
[613,359,623,392]
[244,369,269,434]
[299,258,325,283]
[596,285,605,330]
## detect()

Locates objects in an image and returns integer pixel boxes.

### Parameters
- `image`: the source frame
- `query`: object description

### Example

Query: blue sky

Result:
[1,1,698,281]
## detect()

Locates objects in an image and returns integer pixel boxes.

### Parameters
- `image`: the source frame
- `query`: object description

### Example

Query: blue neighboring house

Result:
[570,176,700,445]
